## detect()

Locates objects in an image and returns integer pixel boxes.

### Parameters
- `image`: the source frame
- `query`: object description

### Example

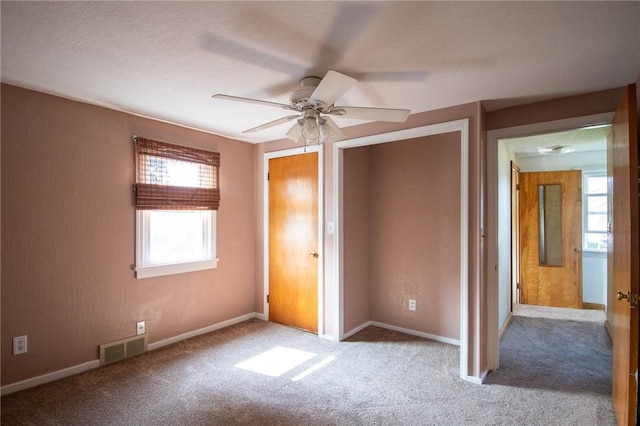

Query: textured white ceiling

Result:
[2,1,639,143]
[504,124,611,158]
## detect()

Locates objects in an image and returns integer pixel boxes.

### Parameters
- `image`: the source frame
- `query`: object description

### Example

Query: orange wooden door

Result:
[610,84,638,426]
[268,152,319,333]
[519,170,582,308]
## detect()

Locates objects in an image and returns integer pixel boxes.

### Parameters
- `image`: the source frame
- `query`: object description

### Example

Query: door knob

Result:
[617,290,639,308]
[309,251,319,258]
[574,247,583,252]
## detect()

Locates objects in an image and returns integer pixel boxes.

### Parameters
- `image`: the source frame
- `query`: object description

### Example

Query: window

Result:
[583,172,607,252]
[133,136,220,278]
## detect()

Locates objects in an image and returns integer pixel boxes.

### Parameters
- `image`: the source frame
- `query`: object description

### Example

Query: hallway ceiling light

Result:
[536,145,575,155]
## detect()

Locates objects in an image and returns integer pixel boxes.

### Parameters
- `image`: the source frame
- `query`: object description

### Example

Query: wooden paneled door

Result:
[519,170,582,308]
[268,152,319,333]
[610,84,638,426]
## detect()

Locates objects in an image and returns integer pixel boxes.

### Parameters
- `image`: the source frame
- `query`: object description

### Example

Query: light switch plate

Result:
[326,221,335,234]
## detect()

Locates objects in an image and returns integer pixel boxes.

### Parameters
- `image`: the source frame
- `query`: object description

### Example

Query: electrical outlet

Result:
[136,321,146,335]
[13,335,28,355]
[409,299,417,312]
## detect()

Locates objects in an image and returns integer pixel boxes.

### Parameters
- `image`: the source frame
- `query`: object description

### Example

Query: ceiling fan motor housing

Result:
[290,76,323,109]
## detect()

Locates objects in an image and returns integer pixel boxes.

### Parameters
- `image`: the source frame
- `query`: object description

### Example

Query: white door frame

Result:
[486,112,614,370]
[333,119,471,381]
[263,145,324,336]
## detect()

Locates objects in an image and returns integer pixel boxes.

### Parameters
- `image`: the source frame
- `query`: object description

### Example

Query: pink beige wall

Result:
[368,132,461,338]
[1,85,256,386]
[485,87,623,130]
[342,133,461,338]
[342,146,372,332]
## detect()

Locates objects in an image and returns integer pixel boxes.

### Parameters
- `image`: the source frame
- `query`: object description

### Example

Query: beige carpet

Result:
[513,303,607,323]
[1,312,614,425]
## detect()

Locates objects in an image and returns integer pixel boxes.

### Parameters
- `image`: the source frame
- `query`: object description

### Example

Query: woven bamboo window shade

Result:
[134,137,220,210]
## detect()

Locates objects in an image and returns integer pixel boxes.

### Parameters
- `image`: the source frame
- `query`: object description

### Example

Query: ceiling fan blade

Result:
[309,70,357,107]
[212,94,299,112]
[242,115,300,134]
[332,106,411,123]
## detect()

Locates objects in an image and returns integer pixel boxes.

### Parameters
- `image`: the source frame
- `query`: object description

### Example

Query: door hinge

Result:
[267,172,270,181]
[267,294,269,303]
[516,282,520,289]
[516,184,520,190]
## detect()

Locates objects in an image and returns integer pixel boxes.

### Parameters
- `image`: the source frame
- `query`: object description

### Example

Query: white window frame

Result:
[134,210,217,279]
[583,171,607,252]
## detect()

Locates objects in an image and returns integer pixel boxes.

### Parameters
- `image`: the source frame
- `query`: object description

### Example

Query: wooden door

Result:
[610,84,638,426]
[268,152,319,333]
[519,170,582,308]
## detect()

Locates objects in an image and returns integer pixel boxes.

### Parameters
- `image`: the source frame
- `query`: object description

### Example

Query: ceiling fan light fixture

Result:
[287,113,345,146]
[301,116,320,142]
[318,117,345,144]
[287,109,325,146]
[285,119,304,144]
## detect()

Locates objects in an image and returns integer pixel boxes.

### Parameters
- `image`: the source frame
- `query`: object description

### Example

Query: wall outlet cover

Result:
[136,321,146,335]
[13,335,28,355]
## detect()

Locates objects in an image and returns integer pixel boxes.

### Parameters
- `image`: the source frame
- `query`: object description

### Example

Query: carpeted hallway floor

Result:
[1,305,615,425]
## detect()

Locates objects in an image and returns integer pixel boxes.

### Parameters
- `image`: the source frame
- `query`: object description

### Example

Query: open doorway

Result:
[485,117,614,417]
[486,112,614,369]
[502,124,610,319]
[333,119,473,382]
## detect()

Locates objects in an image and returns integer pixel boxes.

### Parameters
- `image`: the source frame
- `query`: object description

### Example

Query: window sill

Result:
[134,258,218,279]
[582,250,607,258]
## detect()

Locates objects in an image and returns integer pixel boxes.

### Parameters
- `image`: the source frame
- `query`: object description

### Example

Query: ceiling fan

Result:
[212,70,411,145]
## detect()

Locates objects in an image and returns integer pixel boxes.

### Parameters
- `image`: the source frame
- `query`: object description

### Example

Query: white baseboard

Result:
[343,320,460,346]
[319,334,336,341]
[464,368,489,385]
[1,359,101,396]
[1,312,260,396]
[370,321,460,346]
[148,312,257,351]
[499,312,513,341]
[342,321,373,340]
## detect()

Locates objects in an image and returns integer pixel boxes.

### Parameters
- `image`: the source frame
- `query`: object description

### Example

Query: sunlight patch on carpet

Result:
[292,356,335,381]
[235,346,316,377]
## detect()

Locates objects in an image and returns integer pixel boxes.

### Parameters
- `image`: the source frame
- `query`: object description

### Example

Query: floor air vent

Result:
[99,334,148,366]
